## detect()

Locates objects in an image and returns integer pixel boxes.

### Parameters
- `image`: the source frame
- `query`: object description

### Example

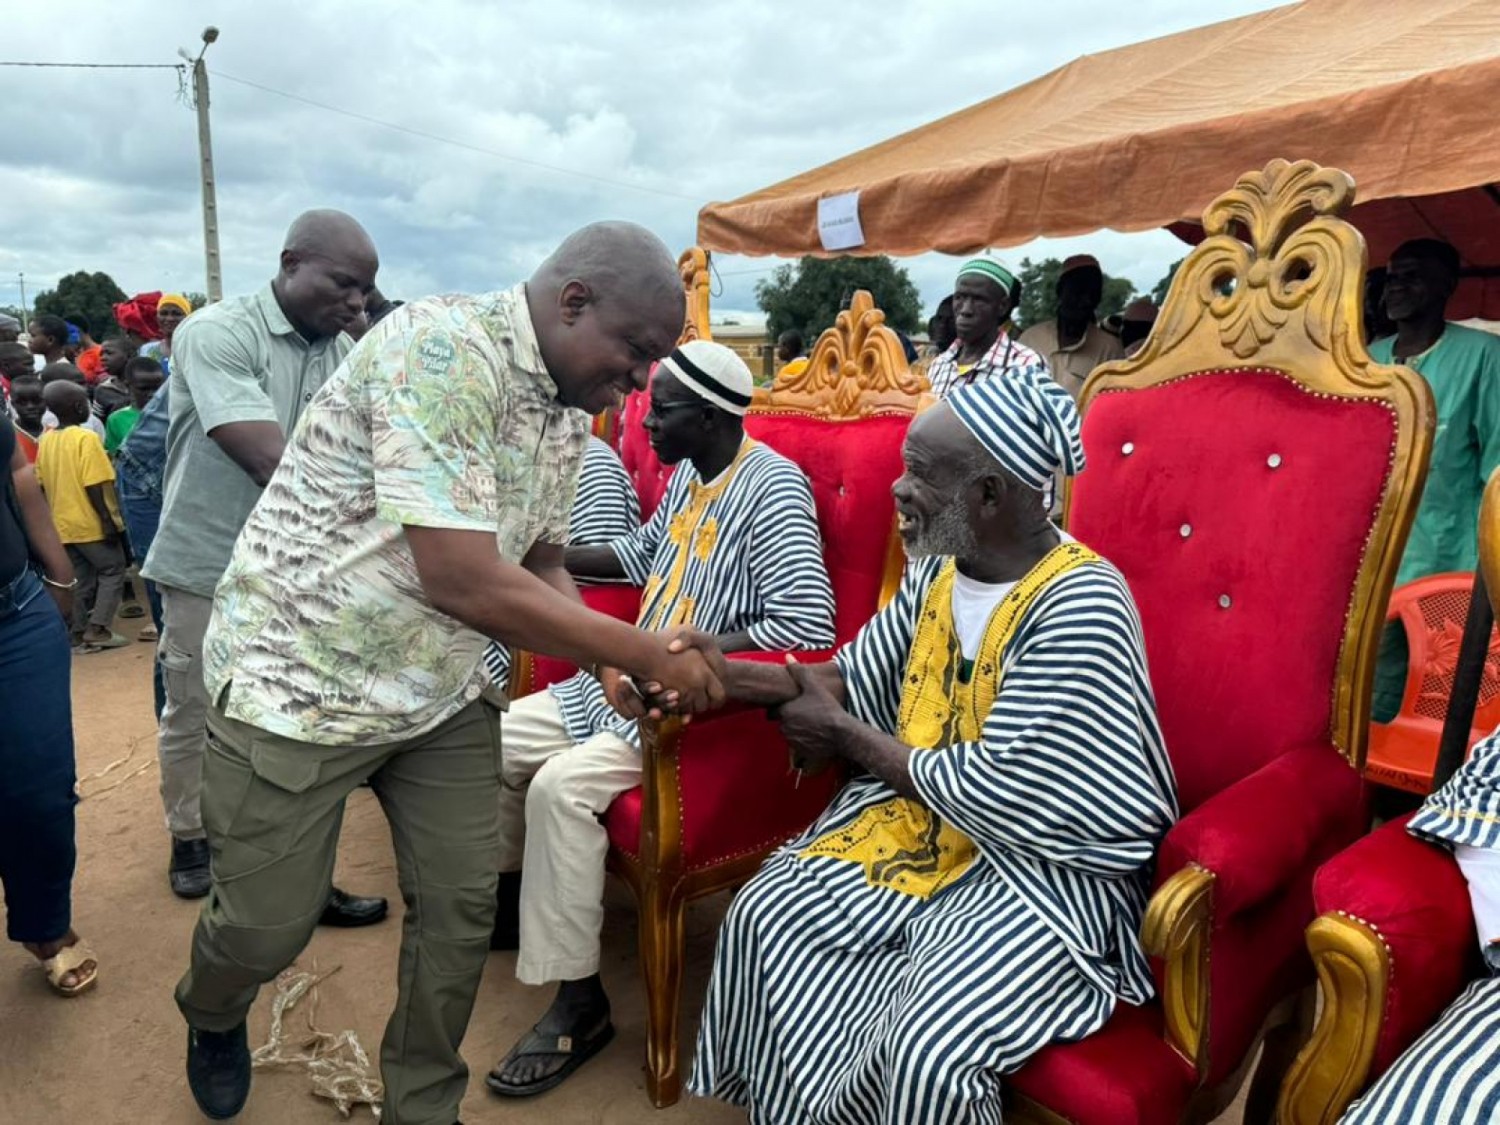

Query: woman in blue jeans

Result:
[1,414,98,995]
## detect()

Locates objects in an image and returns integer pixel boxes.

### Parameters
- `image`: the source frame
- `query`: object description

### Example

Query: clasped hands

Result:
[601,626,727,721]
[601,635,848,774]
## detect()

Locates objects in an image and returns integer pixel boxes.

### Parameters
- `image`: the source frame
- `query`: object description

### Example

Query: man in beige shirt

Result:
[1019,255,1125,400]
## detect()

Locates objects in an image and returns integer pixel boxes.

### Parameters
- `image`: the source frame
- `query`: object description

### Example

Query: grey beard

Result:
[905,502,979,559]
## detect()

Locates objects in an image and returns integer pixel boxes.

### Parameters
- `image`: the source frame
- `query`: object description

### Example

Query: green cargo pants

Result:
[175,695,504,1125]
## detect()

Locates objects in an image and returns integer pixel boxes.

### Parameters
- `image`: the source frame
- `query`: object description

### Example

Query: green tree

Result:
[1151,259,1184,307]
[1013,256,1137,332]
[33,271,128,338]
[755,256,923,342]
[184,291,209,311]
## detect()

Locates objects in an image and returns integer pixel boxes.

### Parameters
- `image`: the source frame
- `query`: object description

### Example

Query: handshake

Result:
[600,626,730,721]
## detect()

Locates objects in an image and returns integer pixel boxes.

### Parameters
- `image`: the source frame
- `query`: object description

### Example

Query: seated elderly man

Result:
[1340,728,1500,1123]
[487,339,836,1098]
[690,369,1179,1124]
[481,433,640,690]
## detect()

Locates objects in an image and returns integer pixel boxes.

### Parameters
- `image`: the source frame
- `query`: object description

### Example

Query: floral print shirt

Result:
[203,285,589,745]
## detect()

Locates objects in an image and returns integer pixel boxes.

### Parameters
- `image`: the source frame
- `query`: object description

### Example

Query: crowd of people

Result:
[0,208,1497,1125]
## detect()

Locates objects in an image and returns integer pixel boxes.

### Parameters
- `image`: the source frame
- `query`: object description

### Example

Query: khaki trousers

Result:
[156,585,213,839]
[499,691,640,985]
[175,696,504,1125]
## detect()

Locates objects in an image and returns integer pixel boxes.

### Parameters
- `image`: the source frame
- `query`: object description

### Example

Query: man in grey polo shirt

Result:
[143,209,386,925]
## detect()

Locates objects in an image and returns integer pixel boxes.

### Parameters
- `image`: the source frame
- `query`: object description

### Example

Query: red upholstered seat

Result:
[1311,816,1478,1080]
[1009,159,1431,1125]
[1008,1003,1196,1125]
[1072,370,1395,816]
[1022,369,1390,1117]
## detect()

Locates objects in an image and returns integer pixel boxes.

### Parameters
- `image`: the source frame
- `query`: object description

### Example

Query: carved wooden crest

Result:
[1127,159,1386,386]
[753,290,930,419]
[677,247,712,345]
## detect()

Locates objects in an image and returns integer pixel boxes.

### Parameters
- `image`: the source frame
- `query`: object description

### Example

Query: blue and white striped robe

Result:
[483,436,640,687]
[550,437,835,746]
[690,554,1179,1125]
[1342,728,1500,1124]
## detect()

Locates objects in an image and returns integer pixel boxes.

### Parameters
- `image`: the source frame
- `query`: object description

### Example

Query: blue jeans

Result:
[0,568,78,944]
[117,464,165,718]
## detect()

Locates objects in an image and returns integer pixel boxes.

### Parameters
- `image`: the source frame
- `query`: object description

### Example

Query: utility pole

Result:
[183,27,222,303]
[17,273,26,317]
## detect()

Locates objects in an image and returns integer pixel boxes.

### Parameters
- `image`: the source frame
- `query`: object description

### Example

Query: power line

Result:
[210,69,700,202]
[0,61,180,69]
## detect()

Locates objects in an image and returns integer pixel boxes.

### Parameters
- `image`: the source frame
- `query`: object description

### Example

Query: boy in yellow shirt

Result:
[35,382,129,650]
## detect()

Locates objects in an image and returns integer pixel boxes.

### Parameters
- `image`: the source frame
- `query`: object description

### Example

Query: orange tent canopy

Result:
[698,0,1500,313]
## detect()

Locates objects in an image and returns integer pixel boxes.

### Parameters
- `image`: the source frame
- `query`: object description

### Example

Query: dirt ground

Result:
[0,613,1250,1124]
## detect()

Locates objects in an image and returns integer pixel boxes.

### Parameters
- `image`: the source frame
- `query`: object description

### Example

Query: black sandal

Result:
[485,1018,616,1099]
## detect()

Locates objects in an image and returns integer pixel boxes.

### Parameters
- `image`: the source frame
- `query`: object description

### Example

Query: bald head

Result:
[275,209,379,341]
[528,221,686,415]
[42,378,90,425]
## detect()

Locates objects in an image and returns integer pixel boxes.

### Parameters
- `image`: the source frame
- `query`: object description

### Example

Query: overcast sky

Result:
[0,0,1286,322]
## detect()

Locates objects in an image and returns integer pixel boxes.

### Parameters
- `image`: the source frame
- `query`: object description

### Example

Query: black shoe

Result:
[186,1022,251,1120]
[319,886,388,928]
[170,837,212,899]
[490,871,521,951]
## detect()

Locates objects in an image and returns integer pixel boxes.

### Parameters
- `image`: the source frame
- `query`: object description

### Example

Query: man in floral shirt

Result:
[176,221,727,1125]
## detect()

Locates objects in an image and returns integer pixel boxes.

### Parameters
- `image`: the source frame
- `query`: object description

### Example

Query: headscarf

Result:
[157,293,192,317]
[113,292,163,342]
[946,365,1085,491]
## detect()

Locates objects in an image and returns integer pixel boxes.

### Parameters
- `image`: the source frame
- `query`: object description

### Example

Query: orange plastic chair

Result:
[1364,571,1500,794]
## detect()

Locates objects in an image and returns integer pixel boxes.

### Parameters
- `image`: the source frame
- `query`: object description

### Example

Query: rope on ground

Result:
[252,962,383,1119]
[77,734,157,800]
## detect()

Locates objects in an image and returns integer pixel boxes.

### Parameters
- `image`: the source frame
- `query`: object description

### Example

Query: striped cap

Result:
[946,367,1085,491]
[659,340,754,416]
[956,257,1017,294]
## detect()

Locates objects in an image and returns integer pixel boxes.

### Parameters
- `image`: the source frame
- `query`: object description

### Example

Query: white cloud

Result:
[0,0,1283,316]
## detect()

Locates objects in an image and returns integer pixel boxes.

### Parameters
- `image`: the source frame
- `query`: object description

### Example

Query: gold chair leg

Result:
[638,878,688,1107]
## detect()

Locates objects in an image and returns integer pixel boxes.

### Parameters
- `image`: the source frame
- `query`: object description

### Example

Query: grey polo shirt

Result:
[142,284,351,597]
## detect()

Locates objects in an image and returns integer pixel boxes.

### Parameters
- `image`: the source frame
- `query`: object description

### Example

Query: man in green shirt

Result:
[1368,238,1500,720]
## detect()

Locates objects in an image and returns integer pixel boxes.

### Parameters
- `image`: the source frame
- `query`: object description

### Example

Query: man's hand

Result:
[632,628,727,715]
[778,657,848,774]
[600,666,654,721]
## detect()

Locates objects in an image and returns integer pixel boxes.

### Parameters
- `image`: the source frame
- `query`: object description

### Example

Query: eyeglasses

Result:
[648,400,703,420]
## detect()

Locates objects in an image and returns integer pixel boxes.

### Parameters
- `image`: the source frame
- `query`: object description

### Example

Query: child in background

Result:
[38,363,107,442]
[10,376,45,463]
[34,381,129,650]
[0,341,32,397]
[93,336,136,423]
[105,357,164,455]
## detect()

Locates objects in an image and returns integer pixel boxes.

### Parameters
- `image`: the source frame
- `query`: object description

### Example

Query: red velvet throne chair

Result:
[510,288,928,1105]
[1003,159,1434,1125]
[1275,471,1500,1125]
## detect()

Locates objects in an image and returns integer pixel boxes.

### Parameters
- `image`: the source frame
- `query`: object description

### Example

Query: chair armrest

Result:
[1156,742,1367,920]
[1277,818,1478,1124]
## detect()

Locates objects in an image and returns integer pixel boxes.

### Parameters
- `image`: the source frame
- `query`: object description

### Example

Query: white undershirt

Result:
[951,571,1015,661]
[951,531,1074,661]
[1456,844,1500,956]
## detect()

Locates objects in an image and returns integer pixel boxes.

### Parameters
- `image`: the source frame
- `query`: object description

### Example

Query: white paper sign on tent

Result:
[817,191,865,252]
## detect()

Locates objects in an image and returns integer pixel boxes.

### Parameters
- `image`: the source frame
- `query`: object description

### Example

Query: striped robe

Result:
[1341,728,1500,1124]
[690,553,1178,1125]
[550,437,835,746]
[483,436,640,686]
